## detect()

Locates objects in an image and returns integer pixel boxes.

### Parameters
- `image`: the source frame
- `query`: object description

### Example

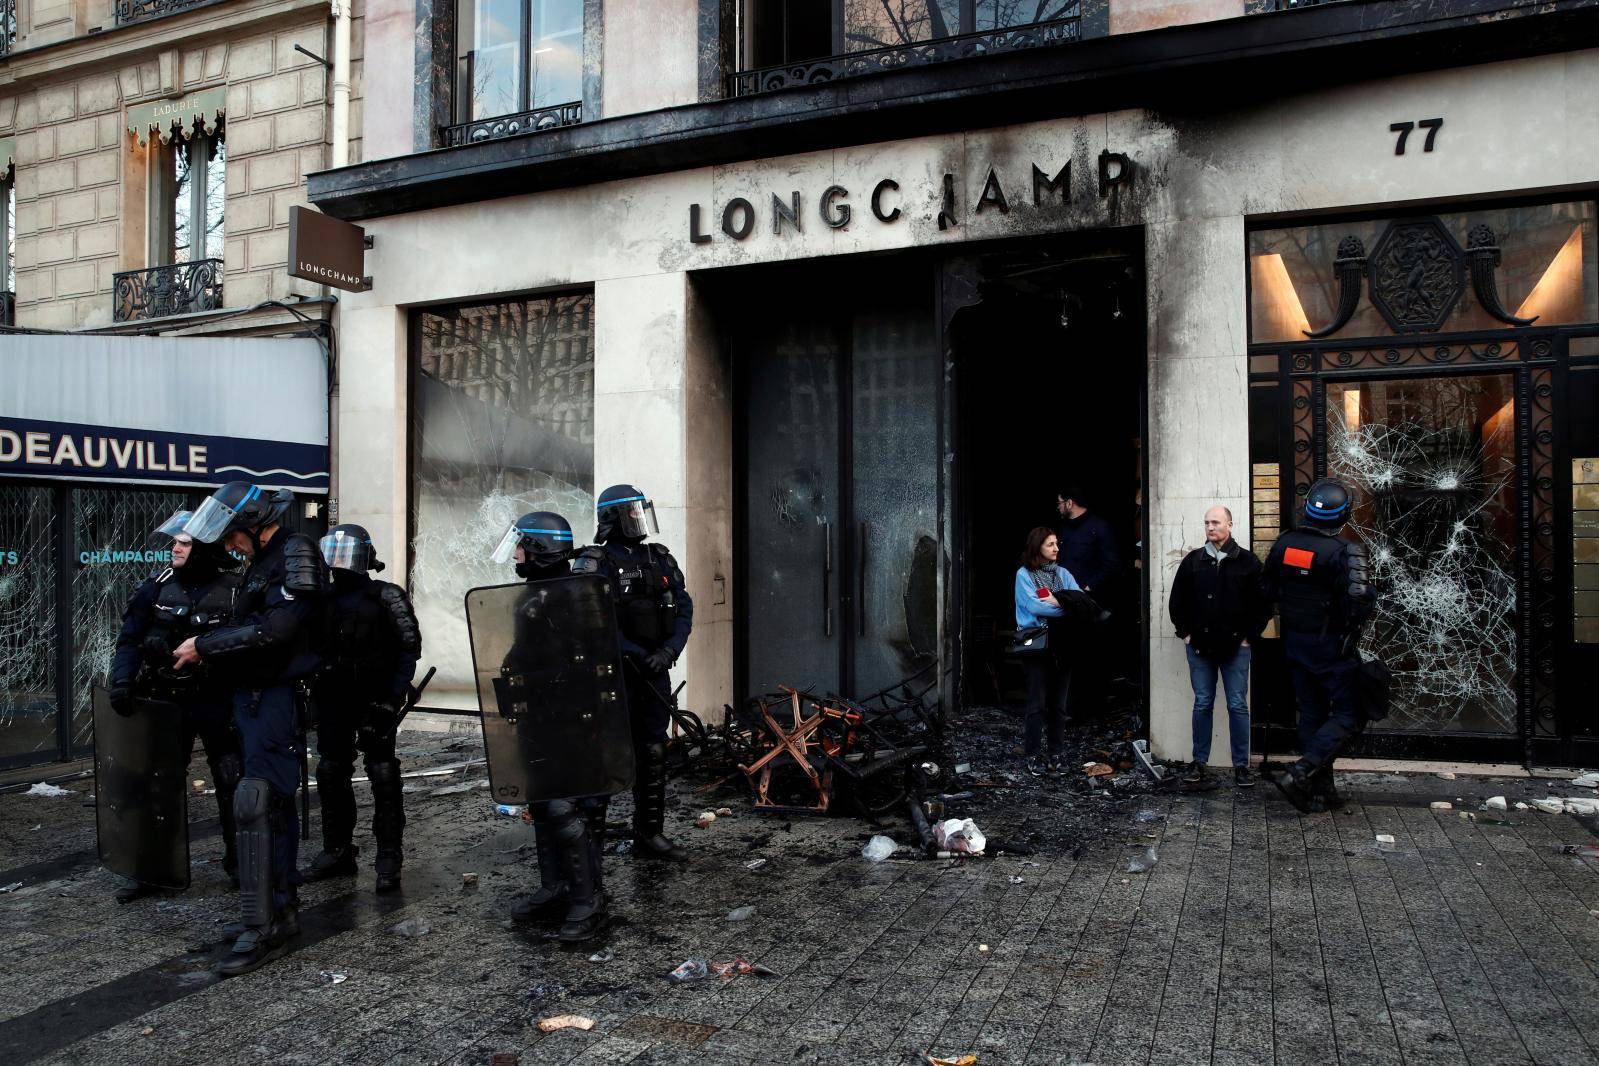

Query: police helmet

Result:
[1303,478,1353,528]
[183,481,293,544]
[491,511,574,568]
[320,524,384,573]
[595,484,658,543]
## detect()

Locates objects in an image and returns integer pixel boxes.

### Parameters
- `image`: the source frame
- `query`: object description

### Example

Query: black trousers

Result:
[1022,654,1071,757]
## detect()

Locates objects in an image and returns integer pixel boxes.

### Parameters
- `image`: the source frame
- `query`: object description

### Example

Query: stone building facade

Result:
[1,0,366,330]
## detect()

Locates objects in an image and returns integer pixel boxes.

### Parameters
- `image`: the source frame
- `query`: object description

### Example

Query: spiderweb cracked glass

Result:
[1327,384,1518,733]
[0,484,58,760]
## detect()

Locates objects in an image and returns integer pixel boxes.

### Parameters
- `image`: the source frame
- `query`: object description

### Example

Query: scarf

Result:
[1029,560,1068,593]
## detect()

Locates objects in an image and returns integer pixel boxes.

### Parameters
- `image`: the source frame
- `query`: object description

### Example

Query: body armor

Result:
[139,570,241,694]
[1270,527,1372,638]
[577,543,682,651]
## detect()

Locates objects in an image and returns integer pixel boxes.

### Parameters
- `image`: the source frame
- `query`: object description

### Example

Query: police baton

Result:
[622,656,686,711]
[395,666,436,729]
[295,681,313,841]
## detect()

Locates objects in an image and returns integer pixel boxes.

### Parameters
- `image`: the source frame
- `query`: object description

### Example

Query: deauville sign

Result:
[686,152,1133,244]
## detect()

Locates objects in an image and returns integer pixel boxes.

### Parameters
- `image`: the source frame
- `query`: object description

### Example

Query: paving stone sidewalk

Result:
[1,731,1596,1066]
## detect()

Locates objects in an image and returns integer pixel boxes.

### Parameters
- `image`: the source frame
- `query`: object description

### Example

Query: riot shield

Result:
[92,685,191,890]
[464,574,635,805]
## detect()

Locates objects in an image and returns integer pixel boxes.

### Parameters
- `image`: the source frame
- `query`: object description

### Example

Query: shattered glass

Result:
[0,484,58,765]
[69,488,189,755]
[1327,376,1519,733]
[412,295,595,705]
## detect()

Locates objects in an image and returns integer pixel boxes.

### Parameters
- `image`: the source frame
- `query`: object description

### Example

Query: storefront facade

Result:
[0,335,329,769]
[311,4,1599,767]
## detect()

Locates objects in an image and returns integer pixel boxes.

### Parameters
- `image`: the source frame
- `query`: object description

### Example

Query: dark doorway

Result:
[947,236,1147,714]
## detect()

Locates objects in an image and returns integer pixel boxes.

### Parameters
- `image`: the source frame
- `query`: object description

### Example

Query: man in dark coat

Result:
[1169,505,1269,787]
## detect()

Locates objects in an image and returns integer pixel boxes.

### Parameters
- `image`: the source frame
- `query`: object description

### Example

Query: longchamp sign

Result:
[287,206,372,293]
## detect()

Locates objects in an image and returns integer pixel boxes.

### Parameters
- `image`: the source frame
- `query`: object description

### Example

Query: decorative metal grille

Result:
[442,101,582,148]
[728,12,1082,97]
[1247,0,1350,11]
[0,291,14,327]
[112,259,223,322]
[2,0,16,57]
[114,0,211,26]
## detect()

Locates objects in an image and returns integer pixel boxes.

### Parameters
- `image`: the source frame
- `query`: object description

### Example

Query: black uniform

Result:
[310,569,420,890]
[109,552,244,885]
[192,519,325,973]
[1263,524,1374,799]
[573,483,693,862]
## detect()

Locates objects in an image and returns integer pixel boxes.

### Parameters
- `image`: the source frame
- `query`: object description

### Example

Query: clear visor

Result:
[182,496,238,544]
[490,526,521,565]
[153,509,193,538]
[618,500,659,539]
[320,532,368,571]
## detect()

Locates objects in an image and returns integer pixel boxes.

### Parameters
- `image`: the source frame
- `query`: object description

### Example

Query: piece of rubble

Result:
[24,783,74,797]
[1082,762,1114,778]
[744,858,767,871]
[537,1015,595,1033]
[933,818,986,855]
[924,1053,978,1066]
[1531,798,1565,814]
[1430,801,1453,811]
[726,905,756,922]
[695,811,716,829]
[1436,772,1456,780]
[1482,797,1507,811]
[1570,771,1599,788]
[668,959,709,983]
[320,970,348,985]
[140,1027,155,1036]
[714,807,733,816]
[461,873,479,889]
[587,948,614,963]
[390,918,431,937]
[862,836,898,862]
[1374,834,1396,845]
[1126,847,1158,874]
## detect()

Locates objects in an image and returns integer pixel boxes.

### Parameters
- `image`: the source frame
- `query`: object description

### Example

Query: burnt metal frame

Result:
[729,6,1082,97]
[1249,322,1591,765]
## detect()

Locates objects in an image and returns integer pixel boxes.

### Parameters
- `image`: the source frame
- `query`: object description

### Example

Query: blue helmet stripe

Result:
[517,528,573,538]
[1305,501,1348,518]
[602,495,647,506]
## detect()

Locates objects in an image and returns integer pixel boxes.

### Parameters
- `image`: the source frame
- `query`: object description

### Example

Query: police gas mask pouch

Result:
[1009,624,1050,656]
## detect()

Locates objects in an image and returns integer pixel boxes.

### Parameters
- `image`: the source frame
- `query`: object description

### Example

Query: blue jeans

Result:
[1185,643,1251,767]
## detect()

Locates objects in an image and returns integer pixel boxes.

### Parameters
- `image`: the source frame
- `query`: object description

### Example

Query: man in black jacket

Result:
[1055,487,1121,594]
[1169,505,1269,787]
[173,482,326,976]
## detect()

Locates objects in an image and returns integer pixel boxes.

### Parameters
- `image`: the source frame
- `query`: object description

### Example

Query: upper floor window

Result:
[2,0,17,57]
[455,0,584,123]
[147,127,225,267]
[744,0,1079,69]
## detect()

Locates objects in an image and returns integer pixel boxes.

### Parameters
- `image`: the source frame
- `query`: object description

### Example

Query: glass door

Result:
[740,287,942,702]
[1323,373,1520,734]
[0,483,59,769]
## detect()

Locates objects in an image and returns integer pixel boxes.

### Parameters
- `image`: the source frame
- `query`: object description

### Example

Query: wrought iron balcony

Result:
[442,101,583,148]
[112,259,223,323]
[2,0,16,57]
[1249,0,1351,10]
[1,291,14,327]
[729,11,1082,97]
[114,0,212,27]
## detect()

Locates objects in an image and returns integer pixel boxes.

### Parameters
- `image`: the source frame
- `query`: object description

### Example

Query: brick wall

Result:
[0,1,364,329]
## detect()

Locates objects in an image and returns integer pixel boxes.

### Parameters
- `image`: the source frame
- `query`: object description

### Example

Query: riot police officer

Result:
[1262,478,1376,813]
[574,485,693,863]
[107,510,243,902]
[303,525,420,894]
[173,482,326,976]
[497,511,610,940]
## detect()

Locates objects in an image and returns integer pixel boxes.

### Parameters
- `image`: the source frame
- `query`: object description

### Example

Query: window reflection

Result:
[458,0,585,123]
[1249,202,1597,341]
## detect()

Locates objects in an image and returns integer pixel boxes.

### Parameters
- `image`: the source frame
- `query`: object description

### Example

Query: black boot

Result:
[1270,760,1318,814]
[219,906,296,977]
[632,742,687,862]
[304,844,360,881]
[511,817,568,924]
[221,783,297,977]
[368,760,405,894]
[555,805,607,943]
[114,880,160,904]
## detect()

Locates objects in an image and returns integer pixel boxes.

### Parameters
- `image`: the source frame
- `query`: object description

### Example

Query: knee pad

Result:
[315,757,354,786]
[365,759,402,788]
[234,777,271,827]
[544,798,577,822]
[553,812,587,846]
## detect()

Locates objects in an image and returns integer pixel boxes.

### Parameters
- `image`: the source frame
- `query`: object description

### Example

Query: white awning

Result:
[0,334,329,493]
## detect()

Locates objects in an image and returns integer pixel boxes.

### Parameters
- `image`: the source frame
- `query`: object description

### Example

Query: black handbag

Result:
[1009,624,1050,656]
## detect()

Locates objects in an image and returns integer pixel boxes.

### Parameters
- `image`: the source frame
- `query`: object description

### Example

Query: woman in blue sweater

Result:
[1014,526,1082,775]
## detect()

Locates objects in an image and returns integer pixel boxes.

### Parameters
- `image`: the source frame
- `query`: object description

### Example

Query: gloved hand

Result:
[643,647,675,674]
[358,699,401,751]
[109,684,135,717]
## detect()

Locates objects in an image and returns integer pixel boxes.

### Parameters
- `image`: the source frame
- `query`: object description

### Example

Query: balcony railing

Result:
[729,10,1082,97]
[442,101,583,148]
[114,0,212,27]
[1,291,14,327]
[1249,0,1351,10]
[112,260,223,323]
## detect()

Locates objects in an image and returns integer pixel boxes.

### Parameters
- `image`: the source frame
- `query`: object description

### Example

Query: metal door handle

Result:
[823,519,833,637]
[858,520,869,635]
